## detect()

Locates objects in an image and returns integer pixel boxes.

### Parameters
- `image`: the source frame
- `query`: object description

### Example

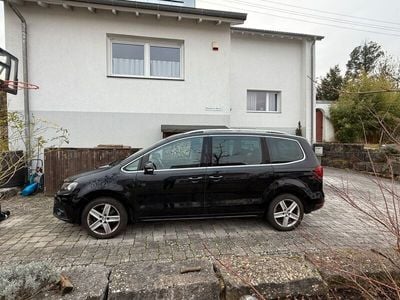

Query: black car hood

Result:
[65,166,112,182]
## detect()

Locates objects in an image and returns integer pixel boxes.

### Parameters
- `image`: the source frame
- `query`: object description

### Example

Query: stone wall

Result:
[314,143,400,178]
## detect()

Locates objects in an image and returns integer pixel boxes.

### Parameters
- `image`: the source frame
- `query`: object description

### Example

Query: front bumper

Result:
[53,195,79,223]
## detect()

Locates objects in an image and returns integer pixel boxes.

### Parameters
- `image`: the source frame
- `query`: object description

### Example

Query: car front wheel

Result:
[267,194,304,231]
[81,197,128,239]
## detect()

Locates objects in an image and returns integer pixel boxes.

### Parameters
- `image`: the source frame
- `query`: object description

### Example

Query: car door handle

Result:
[188,176,203,182]
[209,175,223,180]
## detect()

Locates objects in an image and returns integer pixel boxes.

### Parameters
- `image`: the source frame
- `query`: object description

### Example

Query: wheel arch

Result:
[264,181,314,214]
[78,190,134,224]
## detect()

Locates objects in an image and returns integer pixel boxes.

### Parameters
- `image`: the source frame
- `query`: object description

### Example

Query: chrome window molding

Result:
[120,135,306,174]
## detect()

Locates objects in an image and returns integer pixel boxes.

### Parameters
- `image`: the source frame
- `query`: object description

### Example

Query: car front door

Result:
[135,136,207,219]
[205,135,274,215]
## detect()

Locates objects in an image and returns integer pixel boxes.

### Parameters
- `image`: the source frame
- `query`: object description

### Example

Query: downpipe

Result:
[310,38,316,144]
[8,2,32,160]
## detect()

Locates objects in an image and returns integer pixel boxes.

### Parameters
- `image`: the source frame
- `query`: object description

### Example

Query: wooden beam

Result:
[88,7,96,13]
[37,1,48,8]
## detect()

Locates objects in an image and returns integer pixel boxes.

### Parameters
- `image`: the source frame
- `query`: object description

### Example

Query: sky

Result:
[1,0,400,78]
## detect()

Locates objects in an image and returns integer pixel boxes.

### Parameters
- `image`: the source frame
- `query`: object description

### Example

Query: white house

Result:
[4,0,323,149]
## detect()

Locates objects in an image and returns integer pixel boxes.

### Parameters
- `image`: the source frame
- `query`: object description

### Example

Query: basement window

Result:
[247,90,281,113]
[109,36,184,80]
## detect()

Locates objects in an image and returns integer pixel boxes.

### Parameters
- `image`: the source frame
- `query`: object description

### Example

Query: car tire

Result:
[81,197,128,239]
[267,194,304,231]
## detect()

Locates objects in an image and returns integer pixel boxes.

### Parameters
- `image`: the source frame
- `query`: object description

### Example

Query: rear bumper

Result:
[53,196,79,223]
[309,191,324,212]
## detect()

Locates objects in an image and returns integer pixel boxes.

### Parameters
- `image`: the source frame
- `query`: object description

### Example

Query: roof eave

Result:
[231,27,324,41]
[9,0,247,25]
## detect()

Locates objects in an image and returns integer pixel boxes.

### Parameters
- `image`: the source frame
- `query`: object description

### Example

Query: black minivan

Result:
[54,130,324,239]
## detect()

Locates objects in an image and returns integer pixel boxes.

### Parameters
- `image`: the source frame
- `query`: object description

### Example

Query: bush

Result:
[0,262,59,300]
[330,73,400,143]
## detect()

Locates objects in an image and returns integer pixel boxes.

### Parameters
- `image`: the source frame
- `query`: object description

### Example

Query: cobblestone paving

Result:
[0,168,395,267]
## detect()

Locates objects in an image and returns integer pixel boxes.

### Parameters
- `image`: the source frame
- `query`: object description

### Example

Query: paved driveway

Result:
[0,168,395,267]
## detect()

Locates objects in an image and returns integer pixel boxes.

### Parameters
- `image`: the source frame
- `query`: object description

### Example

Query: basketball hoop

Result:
[1,80,39,91]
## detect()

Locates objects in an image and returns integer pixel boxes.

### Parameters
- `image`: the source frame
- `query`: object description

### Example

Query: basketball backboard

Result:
[0,48,19,95]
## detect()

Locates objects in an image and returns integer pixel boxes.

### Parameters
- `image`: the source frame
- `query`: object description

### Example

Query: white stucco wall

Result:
[316,101,335,142]
[5,3,231,148]
[229,33,313,140]
[4,3,316,149]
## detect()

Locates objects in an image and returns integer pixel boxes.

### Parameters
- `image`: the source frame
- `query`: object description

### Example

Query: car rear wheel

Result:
[267,194,304,231]
[81,197,128,239]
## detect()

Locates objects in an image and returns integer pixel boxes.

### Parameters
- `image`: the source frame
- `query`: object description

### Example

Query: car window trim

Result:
[121,134,306,173]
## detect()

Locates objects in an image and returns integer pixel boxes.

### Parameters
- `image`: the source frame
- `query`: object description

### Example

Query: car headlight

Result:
[61,182,78,192]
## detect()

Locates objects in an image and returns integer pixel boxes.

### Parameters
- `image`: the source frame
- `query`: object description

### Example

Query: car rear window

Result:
[267,137,304,163]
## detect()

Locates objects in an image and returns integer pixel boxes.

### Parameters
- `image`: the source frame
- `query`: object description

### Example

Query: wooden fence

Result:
[44,147,140,195]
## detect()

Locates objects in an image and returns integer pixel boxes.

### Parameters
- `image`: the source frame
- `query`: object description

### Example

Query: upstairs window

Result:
[247,90,281,112]
[150,46,181,78]
[112,43,144,76]
[109,36,183,79]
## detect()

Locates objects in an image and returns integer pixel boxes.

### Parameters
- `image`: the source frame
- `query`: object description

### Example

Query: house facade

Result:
[4,0,323,149]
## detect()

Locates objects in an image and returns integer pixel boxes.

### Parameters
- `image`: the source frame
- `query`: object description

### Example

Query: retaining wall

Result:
[314,143,400,178]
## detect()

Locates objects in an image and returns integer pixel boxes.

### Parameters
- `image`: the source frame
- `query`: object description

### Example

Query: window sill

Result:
[247,111,282,114]
[108,75,184,81]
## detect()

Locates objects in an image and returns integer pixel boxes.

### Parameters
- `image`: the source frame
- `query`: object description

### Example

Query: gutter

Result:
[8,3,31,159]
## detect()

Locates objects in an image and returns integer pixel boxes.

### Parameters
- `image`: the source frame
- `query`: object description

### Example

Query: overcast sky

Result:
[198,0,400,78]
[1,0,400,78]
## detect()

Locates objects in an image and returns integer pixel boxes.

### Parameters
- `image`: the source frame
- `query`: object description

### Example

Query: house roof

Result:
[231,27,324,41]
[10,0,247,24]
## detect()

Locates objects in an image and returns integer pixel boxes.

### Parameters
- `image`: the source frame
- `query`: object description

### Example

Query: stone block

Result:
[108,259,220,300]
[217,255,327,299]
[35,265,110,300]
[306,248,400,286]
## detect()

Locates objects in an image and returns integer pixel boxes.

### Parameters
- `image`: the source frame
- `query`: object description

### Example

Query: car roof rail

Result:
[264,130,287,135]
[184,128,289,135]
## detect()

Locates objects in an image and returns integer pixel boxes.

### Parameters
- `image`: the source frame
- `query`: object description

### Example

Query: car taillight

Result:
[313,165,323,179]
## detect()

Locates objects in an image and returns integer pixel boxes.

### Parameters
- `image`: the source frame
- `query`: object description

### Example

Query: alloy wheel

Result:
[273,199,300,228]
[87,204,121,236]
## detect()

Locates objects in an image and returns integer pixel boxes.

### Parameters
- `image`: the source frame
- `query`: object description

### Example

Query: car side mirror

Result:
[144,162,155,175]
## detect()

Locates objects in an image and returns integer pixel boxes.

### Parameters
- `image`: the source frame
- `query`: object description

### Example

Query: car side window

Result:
[211,136,262,166]
[267,137,304,163]
[148,137,203,170]
[124,159,140,172]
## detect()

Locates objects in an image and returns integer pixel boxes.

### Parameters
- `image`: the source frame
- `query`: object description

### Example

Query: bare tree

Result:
[0,102,69,187]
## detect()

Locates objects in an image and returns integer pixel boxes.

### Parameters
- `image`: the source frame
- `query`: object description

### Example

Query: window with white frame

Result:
[109,37,183,79]
[247,90,281,112]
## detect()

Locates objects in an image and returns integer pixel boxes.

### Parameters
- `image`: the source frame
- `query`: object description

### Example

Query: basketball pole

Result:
[9,3,32,160]
[0,91,9,152]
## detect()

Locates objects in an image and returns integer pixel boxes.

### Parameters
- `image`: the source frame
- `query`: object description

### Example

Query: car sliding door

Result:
[204,135,273,215]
